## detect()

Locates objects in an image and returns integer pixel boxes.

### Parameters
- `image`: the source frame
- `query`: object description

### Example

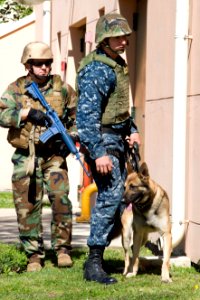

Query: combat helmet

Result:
[95,13,132,45]
[21,41,53,64]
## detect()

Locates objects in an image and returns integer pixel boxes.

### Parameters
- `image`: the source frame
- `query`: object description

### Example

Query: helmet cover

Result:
[95,13,132,44]
[21,41,53,64]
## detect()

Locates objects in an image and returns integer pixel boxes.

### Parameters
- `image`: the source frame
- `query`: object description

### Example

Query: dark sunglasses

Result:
[29,59,53,67]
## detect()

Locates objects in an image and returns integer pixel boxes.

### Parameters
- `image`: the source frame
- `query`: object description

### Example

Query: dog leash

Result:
[128,141,141,173]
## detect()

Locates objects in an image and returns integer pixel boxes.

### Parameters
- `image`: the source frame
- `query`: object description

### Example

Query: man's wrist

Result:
[20,108,31,121]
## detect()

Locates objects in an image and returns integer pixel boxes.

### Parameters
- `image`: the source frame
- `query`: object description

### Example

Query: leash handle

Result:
[128,141,141,173]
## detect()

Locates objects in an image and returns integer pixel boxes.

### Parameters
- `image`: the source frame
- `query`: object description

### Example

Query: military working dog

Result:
[121,162,172,283]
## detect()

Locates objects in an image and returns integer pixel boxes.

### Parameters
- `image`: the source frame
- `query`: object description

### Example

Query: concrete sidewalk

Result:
[0,208,121,249]
[0,208,191,268]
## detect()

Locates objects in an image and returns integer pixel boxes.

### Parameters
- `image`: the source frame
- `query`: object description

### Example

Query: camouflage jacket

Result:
[0,74,76,149]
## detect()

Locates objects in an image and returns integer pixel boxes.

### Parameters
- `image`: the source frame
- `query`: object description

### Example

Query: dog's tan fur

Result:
[121,162,172,283]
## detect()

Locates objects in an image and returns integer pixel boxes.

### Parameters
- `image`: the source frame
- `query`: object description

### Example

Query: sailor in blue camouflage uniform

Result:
[76,13,141,284]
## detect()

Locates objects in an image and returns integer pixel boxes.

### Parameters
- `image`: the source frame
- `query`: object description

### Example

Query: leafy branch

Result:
[0,0,33,23]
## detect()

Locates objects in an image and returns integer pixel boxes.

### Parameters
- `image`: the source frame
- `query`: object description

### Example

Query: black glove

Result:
[54,140,70,157]
[69,132,80,143]
[28,108,52,126]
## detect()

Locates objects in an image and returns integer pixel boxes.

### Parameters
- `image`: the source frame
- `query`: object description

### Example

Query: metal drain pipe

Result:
[171,0,191,248]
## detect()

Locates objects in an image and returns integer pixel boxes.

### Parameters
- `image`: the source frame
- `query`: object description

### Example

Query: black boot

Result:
[84,247,117,284]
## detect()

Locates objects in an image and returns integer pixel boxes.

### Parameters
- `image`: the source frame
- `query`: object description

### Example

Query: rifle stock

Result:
[26,82,90,177]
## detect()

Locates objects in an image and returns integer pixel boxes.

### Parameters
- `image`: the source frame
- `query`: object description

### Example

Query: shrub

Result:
[0,243,27,274]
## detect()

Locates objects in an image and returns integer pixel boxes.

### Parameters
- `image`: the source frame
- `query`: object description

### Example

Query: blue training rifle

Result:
[26,81,90,177]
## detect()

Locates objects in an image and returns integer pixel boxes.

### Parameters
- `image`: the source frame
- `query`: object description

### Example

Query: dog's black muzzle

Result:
[124,185,152,212]
[124,190,145,205]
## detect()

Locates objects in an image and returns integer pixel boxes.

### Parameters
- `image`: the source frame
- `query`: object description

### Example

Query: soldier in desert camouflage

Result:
[0,41,76,272]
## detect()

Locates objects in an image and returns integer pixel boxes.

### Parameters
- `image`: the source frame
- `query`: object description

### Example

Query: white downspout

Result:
[171,0,190,248]
[21,0,51,44]
[42,0,51,44]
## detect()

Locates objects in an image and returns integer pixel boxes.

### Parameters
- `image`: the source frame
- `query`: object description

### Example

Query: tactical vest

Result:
[78,51,130,125]
[7,75,64,149]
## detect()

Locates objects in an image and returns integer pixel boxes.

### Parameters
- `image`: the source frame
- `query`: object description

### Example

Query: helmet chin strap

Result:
[100,39,125,58]
[106,45,124,55]
[101,44,120,59]
[29,67,51,85]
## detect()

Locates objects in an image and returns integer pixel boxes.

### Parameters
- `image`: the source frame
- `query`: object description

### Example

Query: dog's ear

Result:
[139,162,150,179]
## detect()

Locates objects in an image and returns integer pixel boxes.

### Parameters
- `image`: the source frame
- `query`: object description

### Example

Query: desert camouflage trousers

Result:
[11,149,72,258]
[86,154,127,247]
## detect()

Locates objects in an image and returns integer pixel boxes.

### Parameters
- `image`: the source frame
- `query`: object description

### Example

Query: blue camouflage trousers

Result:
[11,149,72,259]
[87,154,127,247]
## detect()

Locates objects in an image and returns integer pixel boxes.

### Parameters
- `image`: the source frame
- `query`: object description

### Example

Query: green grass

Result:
[0,191,50,208]
[0,191,14,208]
[0,193,199,299]
[0,246,199,300]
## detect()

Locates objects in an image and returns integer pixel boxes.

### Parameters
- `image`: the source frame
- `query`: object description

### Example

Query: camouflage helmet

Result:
[21,41,53,64]
[95,13,132,45]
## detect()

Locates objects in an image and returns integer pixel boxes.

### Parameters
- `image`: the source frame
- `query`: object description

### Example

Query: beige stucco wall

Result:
[185,0,200,263]
[1,0,200,263]
[144,0,175,198]
[33,0,138,211]
[144,0,200,263]
[0,15,36,191]
[35,0,136,89]
[0,13,81,210]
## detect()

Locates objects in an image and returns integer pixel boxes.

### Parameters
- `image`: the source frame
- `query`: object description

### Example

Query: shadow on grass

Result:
[191,262,200,273]
[103,256,164,276]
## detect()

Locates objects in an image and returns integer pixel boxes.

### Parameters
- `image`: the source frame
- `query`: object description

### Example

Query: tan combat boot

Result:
[27,254,42,272]
[57,249,73,267]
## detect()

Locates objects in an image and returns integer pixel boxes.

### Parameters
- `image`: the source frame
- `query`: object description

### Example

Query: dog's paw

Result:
[125,272,137,278]
[161,277,172,283]
[123,270,127,276]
